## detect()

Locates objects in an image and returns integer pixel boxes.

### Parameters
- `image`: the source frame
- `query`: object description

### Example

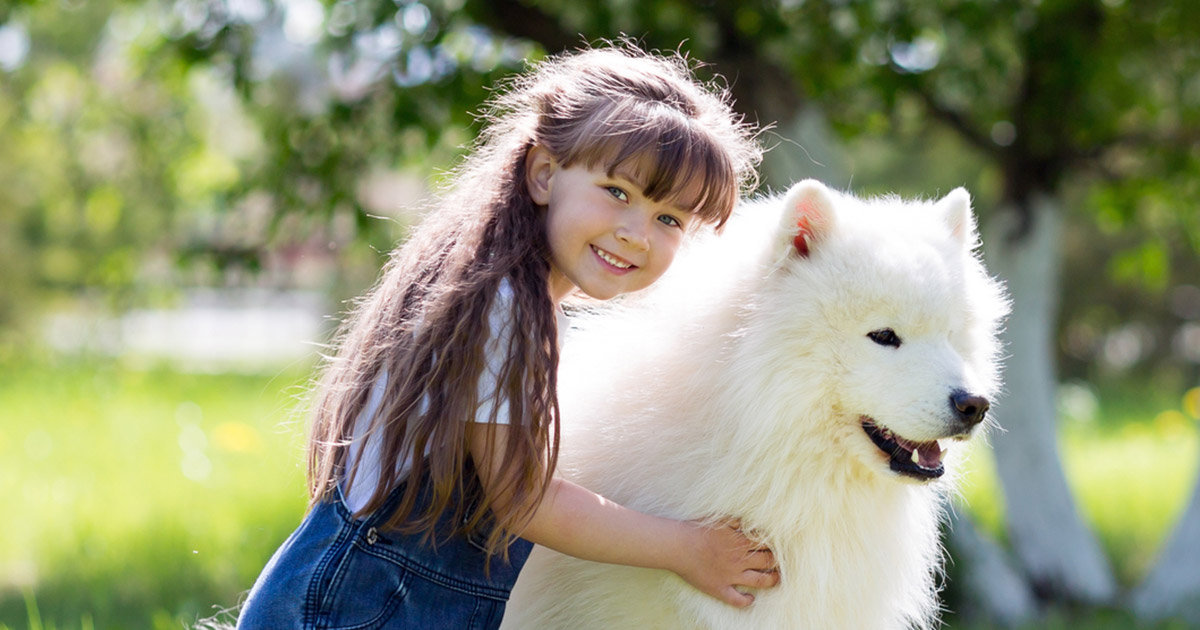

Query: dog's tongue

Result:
[892,434,944,469]
[917,441,942,468]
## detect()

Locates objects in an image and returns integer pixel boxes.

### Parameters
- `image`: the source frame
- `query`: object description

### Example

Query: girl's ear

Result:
[525,145,556,206]
[779,179,836,259]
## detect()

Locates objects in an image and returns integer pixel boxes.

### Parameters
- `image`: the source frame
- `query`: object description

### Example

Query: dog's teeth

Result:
[911,449,920,464]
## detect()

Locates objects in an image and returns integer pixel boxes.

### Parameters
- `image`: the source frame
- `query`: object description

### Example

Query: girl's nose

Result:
[616,218,650,252]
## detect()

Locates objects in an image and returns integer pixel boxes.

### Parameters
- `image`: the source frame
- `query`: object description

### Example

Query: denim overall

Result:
[237,477,533,630]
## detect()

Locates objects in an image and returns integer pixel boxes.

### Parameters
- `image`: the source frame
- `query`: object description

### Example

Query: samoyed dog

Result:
[501,180,1009,630]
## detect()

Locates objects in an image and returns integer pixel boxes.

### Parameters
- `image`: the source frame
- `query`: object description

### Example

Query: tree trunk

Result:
[981,196,1118,604]
[1131,472,1200,623]
[944,505,1038,626]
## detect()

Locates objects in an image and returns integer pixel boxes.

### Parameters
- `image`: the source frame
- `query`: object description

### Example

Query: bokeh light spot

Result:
[1184,388,1200,420]
[213,421,262,453]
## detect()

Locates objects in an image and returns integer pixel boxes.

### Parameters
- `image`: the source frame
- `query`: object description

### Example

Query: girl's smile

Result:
[591,245,635,272]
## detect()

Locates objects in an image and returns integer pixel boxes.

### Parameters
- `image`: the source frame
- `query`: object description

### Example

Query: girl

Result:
[237,44,776,629]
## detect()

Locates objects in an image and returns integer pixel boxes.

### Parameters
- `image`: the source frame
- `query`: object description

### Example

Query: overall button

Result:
[365,527,378,545]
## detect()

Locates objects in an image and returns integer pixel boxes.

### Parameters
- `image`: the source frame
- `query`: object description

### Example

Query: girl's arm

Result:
[466,424,779,608]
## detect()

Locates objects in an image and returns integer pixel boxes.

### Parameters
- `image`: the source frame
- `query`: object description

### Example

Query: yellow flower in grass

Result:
[1184,387,1200,420]
[1154,409,1191,438]
[213,422,261,453]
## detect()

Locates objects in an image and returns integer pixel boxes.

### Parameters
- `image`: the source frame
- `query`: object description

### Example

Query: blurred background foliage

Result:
[1,0,1198,628]
[0,0,1196,382]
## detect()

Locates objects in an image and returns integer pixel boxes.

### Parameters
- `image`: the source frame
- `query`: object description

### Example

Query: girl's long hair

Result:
[306,43,762,558]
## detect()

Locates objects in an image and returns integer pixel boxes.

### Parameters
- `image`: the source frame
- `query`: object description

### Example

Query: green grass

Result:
[0,355,312,629]
[955,389,1199,587]
[1,354,1197,629]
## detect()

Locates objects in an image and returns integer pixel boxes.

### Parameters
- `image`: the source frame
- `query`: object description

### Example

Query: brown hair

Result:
[306,43,761,559]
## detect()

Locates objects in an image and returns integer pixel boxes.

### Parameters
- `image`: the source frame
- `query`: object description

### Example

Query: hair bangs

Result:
[560,101,739,229]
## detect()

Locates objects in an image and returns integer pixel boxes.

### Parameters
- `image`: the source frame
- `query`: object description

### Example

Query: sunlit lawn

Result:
[1,354,1197,629]
[957,385,1200,588]
[0,355,313,629]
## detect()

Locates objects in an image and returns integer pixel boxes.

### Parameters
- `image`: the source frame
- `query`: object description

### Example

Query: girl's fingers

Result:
[745,548,776,572]
[728,524,770,554]
[741,569,781,589]
[723,588,754,608]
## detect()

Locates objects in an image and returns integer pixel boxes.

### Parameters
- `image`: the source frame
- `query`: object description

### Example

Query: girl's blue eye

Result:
[657,214,683,228]
[606,186,629,202]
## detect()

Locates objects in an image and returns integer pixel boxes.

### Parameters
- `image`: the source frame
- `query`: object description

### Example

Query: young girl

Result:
[237,44,776,629]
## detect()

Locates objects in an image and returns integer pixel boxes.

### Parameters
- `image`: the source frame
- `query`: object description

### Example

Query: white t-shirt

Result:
[342,280,567,513]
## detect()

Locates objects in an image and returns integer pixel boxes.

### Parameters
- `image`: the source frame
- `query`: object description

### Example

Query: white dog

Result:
[501,180,1009,630]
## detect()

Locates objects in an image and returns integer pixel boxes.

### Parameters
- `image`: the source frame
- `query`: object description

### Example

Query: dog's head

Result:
[767,180,1009,484]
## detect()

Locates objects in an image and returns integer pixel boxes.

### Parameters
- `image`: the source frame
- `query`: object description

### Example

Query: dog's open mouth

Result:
[861,419,945,481]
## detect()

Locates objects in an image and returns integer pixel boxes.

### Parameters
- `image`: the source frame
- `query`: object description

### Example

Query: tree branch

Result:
[897,69,997,158]
[1077,127,1200,161]
[708,5,807,130]
[463,0,581,54]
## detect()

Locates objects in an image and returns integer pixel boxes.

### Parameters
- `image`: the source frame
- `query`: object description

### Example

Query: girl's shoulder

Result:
[486,277,516,340]
[486,276,569,351]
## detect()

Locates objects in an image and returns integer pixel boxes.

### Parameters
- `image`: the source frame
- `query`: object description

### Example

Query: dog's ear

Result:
[781,179,836,258]
[936,187,978,249]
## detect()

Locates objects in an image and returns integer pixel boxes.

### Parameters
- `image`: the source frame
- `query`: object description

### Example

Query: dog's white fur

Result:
[501,180,1009,630]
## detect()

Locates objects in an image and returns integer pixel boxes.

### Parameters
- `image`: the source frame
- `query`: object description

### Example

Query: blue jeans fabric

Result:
[237,479,532,630]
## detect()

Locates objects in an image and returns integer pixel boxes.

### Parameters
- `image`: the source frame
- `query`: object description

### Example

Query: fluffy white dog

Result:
[501,179,1009,630]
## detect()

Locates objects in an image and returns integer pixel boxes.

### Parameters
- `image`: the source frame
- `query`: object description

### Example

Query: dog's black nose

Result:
[950,390,989,428]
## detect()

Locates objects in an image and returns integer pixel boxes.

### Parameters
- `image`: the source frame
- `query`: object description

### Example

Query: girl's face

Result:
[527,147,696,303]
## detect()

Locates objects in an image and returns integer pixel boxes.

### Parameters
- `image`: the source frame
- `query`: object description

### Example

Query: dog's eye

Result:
[868,328,902,348]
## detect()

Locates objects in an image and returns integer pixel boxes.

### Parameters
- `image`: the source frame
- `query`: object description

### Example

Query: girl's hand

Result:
[673,519,779,608]
[470,424,778,606]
